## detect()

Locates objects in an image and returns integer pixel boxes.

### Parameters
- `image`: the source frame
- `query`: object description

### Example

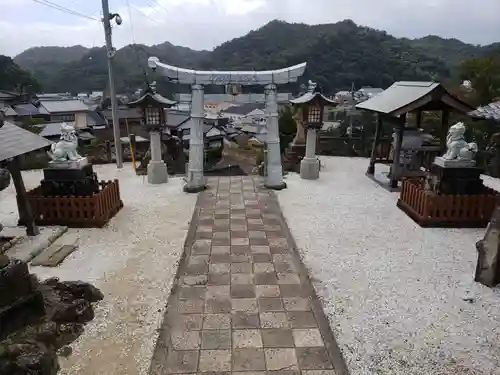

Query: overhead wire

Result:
[139,0,170,15]
[128,4,162,25]
[124,0,152,86]
[31,0,99,21]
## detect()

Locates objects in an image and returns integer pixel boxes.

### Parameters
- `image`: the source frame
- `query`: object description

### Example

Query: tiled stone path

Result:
[149,176,346,375]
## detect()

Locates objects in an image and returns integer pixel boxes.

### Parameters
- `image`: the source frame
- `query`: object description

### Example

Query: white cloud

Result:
[1,0,499,57]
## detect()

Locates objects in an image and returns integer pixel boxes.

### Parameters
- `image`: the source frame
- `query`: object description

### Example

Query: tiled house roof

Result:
[469,101,500,121]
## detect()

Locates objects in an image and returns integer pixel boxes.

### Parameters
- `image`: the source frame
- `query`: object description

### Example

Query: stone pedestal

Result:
[429,163,484,195]
[147,131,168,184]
[41,158,99,197]
[300,158,320,179]
[147,160,168,184]
[300,128,320,180]
[264,84,286,190]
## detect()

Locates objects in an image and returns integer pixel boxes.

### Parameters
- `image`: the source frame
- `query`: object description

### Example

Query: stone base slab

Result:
[48,157,88,169]
[434,156,476,168]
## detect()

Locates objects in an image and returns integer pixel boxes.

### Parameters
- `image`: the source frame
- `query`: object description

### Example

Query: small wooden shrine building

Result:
[356,81,474,189]
[0,119,52,235]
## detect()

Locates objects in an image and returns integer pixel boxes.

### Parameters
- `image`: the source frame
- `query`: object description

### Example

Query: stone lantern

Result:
[290,81,336,180]
[128,84,176,184]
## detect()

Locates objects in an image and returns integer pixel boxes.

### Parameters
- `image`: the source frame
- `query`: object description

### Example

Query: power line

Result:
[31,0,99,21]
[125,0,151,86]
[128,3,162,25]
[140,0,169,14]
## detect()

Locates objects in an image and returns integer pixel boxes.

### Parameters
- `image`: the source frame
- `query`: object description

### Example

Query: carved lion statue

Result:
[442,122,478,161]
[47,122,82,162]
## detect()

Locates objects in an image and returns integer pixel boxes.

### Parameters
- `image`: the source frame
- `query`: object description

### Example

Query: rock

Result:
[0,340,59,375]
[39,279,103,324]
[59,281,104,303]
[57,345,72,358]
[52,299,94,324]
[0,270,102,375]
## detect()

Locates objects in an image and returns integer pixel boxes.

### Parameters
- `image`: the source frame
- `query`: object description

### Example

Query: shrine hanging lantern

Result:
[290,81,337,130]
[144,104,162,127]
[127,84,177,131]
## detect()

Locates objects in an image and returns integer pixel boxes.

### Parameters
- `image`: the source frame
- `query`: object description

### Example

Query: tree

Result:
[460,56,500,105]
[278,106,297,154]
[0,55,40,93]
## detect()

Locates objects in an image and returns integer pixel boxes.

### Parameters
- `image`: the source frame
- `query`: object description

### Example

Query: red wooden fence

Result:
[27,180,123,228]
[398,179,499,227]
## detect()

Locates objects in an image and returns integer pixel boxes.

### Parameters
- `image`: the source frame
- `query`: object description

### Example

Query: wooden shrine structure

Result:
[0,120,52,236]
[356,81,474,190]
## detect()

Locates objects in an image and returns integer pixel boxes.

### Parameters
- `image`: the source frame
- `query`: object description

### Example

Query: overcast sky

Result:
[0,0,499,57]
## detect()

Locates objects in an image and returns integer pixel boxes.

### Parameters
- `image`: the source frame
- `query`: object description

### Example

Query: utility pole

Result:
[101,0,123,168]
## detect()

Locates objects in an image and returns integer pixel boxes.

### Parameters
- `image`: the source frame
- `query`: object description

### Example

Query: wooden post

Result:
[129,132,137,170]
[8,156,39,236]
[105,140,112,162]
[390,114,406,189]
[440,109,450,152]
[367,114,382,175]
[416,110,423,128]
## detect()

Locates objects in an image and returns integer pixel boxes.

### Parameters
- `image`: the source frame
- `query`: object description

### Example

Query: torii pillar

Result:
[147,57,307,192]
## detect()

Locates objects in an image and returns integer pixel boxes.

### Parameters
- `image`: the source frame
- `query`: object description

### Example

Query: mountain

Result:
[203,20,452,92]
[405,35,500,71]
[12,19,500,95]
[0,55,40,93]
[14,42,208,94]
[14,45,90,70]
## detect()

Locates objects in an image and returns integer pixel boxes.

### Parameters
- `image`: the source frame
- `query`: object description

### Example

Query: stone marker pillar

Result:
[184,84,206,193]
[147,130,168,184]
[300,128,320,180]
[265,84,286,190]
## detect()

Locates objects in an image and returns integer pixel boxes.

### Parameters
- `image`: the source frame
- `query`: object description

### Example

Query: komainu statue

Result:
[47,123,82,162]
[442,122,478,161]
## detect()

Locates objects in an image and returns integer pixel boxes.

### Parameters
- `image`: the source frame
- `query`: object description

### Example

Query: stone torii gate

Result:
[147,57,307,192]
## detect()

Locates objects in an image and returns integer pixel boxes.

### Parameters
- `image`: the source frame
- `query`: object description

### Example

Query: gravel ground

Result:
[276,156,500,375]
[0,163,197,375]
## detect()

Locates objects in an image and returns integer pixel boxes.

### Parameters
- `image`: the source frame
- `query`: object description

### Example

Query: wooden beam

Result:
[367,114,383,175]
[8,157,39,236]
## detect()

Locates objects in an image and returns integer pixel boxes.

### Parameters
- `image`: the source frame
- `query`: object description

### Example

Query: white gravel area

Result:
[277,156,500,375]
[0,163,197,375]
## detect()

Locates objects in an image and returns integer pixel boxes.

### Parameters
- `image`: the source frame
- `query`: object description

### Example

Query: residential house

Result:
[0,90,22,121]
[0,90,21,107]
[36,93,72,100]
[175,111,227,150]
[95,106,144,141]
[0,106,17,123]
[357,87,383,100]
[38,122,95,144]
[222,103,266,124]
[204,100,236,114]
[36,98,90,129]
